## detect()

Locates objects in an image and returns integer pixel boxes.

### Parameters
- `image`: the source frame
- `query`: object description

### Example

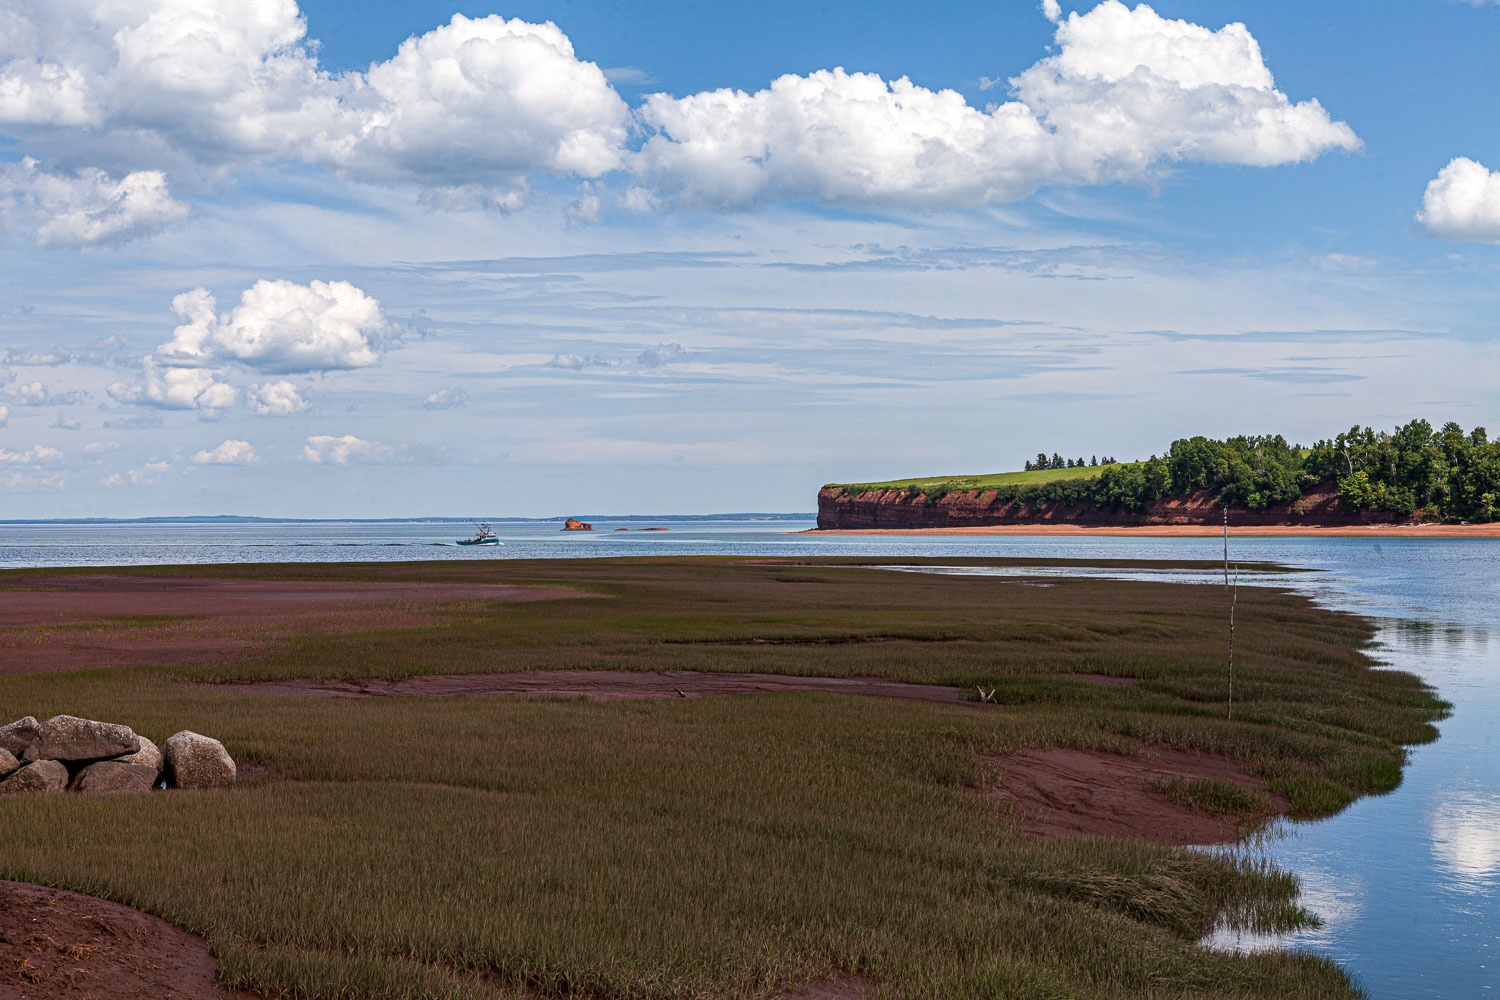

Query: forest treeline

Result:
[888,421,1500,521]
[1024,454,1119,470]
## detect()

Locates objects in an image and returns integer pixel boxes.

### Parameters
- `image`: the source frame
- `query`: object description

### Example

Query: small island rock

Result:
[0,759,68,795]
[70,760,159,794]
[562,518,593,531]
[163,731,236,789]
[23,715,140,763]
[0,716,40,758]
[0,748,18,779]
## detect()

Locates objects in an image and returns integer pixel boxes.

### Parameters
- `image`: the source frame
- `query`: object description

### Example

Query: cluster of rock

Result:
[562,518,593,531]
[0,715,236,796]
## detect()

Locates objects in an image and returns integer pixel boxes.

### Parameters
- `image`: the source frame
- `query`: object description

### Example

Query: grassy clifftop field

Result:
[0,558,1447,1000]
[832,462,1129,492]
[822,420,1500,529]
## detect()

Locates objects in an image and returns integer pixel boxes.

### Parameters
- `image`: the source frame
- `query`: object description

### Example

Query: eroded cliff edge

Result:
[816,480,1406,530]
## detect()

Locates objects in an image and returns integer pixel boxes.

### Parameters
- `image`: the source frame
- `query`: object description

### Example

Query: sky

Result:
[1,0,1499,518]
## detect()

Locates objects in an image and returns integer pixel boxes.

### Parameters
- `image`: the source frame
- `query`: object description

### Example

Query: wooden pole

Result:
[1223,504,1229,587]
[1224,504,1234,721]
[1228,563,1239,721]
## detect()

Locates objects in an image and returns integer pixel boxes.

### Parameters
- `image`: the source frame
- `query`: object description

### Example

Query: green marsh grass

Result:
[1152,778,1271,816]
[0,558,1446,999]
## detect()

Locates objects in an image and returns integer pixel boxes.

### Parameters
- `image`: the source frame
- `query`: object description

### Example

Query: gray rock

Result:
[0,748,18,778]
[70,760,158,794]
[0,759,68,795]
[115,735,163,773]
[163,731,235,789]
[23,715,140,763]
[0,716,39,758]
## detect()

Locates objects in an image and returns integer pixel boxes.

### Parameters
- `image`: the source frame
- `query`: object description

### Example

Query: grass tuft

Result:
[1152,777,1271,816]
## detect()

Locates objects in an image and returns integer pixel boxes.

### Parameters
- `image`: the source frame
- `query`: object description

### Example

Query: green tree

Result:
[1338,470,1374,512]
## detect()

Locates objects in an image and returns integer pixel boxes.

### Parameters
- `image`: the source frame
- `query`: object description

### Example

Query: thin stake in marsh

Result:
[1225,503,1236,721]
[1228,562,1239,722]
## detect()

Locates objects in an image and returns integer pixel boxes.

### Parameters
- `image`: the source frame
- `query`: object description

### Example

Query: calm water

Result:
[1,520,1496,998]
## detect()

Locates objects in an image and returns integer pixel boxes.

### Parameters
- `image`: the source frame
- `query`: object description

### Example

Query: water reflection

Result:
[1430,794,1500,891]
[1210,850,1368,954]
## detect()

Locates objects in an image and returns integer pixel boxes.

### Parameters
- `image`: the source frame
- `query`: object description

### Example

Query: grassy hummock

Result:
[0,557,1447,999]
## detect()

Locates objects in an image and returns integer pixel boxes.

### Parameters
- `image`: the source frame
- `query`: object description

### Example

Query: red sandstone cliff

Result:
[816,481,1408,530]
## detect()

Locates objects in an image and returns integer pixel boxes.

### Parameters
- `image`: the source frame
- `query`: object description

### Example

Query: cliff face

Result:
[816,481,1405,530]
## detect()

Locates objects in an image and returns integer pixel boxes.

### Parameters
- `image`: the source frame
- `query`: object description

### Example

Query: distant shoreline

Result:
[0,513,816,526]
[799,523,1500,538]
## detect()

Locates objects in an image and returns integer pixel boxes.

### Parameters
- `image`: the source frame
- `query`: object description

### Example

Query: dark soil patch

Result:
[0,880,249,999]
[208,669,975,705]
[986,746,1289,846]
[0,577,591,675]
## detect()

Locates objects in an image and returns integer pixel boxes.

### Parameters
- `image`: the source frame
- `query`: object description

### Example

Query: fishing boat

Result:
[457,522,502,546]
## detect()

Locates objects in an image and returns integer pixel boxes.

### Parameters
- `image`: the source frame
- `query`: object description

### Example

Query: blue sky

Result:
[2,0,1498,517]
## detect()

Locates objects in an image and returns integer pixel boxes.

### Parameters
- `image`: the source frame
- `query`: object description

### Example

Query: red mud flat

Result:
[0,576,591,674]
[209,669,978,704]
[986,746,1290,846]
[0,880,249,1000]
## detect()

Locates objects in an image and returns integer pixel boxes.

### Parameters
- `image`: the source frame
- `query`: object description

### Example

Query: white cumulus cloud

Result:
[107,279,384,414]
[0,405,7,427]
[1417,157,1500,242]
[194,438,258,464]
[0,443,63,463]
[0,2,629,208]
[349,14,629,197]
[421,387,468,410]
[251,379,309,416]
[107,358,237,411]
[159,279,385,372]
[6,380,88,405]
[302,434,395,464]
[0,1,1359,218]
[1012,2,1359,171]
[100,459,171,487]
[0,157,187,247]
[633,1,1359,210]
[636,343,685,367]
[547,352,617,371]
